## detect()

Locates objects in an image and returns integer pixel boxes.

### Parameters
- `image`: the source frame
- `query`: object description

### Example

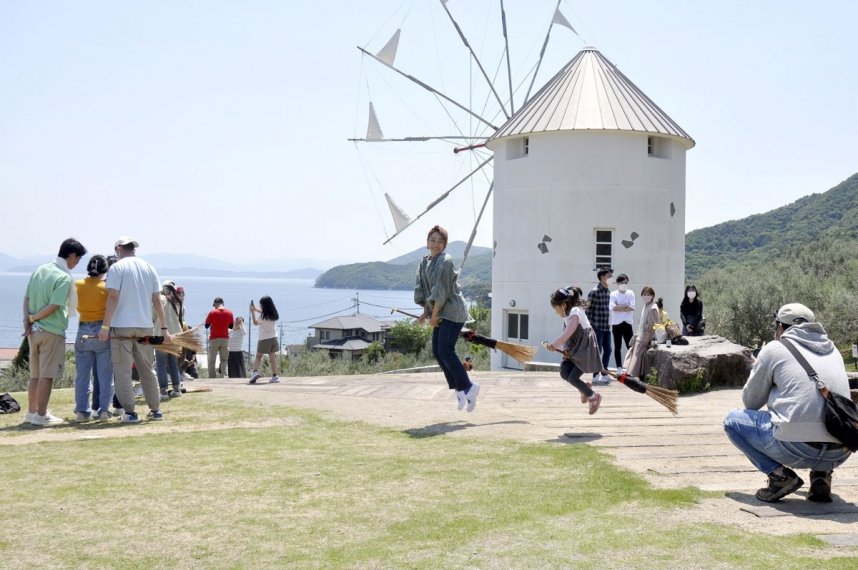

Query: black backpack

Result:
[0,392,21,414]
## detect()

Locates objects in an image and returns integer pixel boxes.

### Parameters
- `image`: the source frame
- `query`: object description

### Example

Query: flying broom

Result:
[391,308,537,364]
[607,370,679,416]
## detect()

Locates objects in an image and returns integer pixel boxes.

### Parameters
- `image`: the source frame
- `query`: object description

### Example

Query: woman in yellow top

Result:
[74,255,113,421]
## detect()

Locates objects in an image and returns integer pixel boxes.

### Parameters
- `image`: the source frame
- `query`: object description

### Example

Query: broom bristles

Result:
[493,340,537,364]
[644,384,679,416]
[170,325,205,353]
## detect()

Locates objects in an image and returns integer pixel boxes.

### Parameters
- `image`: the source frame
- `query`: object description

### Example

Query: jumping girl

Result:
[544,287,603,415]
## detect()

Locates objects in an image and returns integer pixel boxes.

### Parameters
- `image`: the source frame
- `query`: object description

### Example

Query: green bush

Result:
[386,320,432,354]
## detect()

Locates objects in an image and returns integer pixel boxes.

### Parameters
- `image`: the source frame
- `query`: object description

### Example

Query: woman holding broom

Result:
[623,286,661,378]
[544,286,603,415]
[415,225,479,412]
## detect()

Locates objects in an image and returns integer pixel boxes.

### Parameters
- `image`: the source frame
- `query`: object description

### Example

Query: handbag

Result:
[665,320,682,340]
[779,339,858,452]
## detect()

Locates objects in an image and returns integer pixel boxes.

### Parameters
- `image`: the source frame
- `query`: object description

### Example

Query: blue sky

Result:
[2,1,856,267]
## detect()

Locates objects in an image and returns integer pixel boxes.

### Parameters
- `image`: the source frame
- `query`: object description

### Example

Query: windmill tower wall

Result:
[484,47,694,371]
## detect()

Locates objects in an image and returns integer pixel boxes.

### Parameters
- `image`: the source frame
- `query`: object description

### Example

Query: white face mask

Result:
[618,284,628,293]
[687,291,697,300]
[605,277,614,285]
[642,295,654,304]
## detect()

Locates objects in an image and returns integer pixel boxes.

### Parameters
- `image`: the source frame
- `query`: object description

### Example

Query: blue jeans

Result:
[74,321,114,414]
[723,409,852,474]
[156,351,182,392]
[593,328,612,376]
[431,320,472,392]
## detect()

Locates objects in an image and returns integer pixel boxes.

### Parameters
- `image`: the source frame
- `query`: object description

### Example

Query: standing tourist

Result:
[414,225,479,412]
[156,280,183,399]
[249,297,280,384]
[205,297,233,378]
[586,268,613,385]
[97,237,171,423]
[544,286,603,415]
[228,316,247,378]
[609,273,635,374]
[23,238,87,426]
[724,303,852,502]
[622,286,661,378]
[74,254,113,421]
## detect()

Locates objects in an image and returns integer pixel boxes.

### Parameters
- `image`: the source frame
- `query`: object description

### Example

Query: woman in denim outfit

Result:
[74,255,114,421]
[414,225,479,412]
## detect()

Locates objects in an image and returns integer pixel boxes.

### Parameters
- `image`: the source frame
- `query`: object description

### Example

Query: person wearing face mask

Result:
[680,285,704,336]
[609,274,635,374]
[586,267,614,385]
[622,286,661,378]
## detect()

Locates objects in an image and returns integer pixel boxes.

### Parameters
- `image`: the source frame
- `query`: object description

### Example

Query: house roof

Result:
[311,338,373,352]
[310,314,384,333]
[488,47,694,148]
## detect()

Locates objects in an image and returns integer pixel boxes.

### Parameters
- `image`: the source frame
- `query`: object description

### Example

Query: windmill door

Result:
[504,311,529,370]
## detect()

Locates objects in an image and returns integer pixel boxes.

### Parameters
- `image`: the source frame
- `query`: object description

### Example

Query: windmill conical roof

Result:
[489,47,694,147]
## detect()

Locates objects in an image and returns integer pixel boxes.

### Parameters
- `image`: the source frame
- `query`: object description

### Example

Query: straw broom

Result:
[83,325,205,357]
[391,308,537,364]
[82,334,183,356]
[608,371,679,416]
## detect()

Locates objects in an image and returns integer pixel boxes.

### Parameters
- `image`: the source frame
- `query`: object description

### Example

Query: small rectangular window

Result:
[647,136,671,159]
[507,313,519,338]
[594,228,613,269]
[519,314,529,340]
[506,137,529,160]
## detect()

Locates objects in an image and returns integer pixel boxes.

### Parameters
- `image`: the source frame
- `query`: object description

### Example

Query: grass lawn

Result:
[0,388,856,569]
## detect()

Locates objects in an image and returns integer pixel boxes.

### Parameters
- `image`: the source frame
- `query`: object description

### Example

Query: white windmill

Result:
[352,1,694,370]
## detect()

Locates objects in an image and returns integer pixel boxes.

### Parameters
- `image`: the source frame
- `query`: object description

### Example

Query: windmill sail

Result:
[384,193,412,233]
[376,29,400,66]
[366,102,384,140]
[552,8,577,34]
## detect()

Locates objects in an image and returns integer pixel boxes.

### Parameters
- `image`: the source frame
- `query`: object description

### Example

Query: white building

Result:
[485,47,695,369]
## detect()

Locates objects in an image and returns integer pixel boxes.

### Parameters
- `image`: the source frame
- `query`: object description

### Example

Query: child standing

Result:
[227,316,247,378]
[249,296,280,384]
[544,287,603,415]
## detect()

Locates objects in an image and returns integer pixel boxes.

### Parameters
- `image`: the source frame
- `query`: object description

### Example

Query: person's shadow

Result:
[547,432,604,444]
[403,420,529,439]
[727,491,858,522]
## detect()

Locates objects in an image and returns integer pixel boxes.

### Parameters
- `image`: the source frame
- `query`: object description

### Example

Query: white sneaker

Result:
[249,371,261,384]
[23,411,37,424]
[75,412,91,422]
[269,376,280,384]
[466,383,480,413]
[592,374,611,386]
[456,390,467,411]
[31,412,65,426]
[92,410,111,421]
[111,407,125,417]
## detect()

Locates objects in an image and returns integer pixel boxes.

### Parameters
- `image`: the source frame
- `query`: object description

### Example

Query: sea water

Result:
[0,272,420,350]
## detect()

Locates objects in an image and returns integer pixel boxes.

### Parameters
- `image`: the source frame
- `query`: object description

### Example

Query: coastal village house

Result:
[309,314,387,362]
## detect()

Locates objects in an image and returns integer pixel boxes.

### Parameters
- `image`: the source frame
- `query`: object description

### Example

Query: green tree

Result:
[387,320,432,354]
[362,341,385,364]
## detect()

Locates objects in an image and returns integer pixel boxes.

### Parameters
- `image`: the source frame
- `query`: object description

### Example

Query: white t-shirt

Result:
[609,290,635,326]
[106,257,160,328]
[258,318,277,341]
[549,307,591,350]
[228,325,246,351]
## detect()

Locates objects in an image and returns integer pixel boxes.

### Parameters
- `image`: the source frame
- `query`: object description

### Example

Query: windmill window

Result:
[506,137,529,160]
[647,136,671,159]
[594,229,613,269]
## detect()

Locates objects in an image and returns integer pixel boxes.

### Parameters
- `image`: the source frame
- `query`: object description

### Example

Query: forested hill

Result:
[686,173,858,280]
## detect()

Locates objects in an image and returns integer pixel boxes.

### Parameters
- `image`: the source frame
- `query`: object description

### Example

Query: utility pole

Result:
[352,292,360,315]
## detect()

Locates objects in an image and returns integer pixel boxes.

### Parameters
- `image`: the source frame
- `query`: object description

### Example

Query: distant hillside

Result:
[315,251,492,297]
[686,173,858,280]
[385,241,491,266]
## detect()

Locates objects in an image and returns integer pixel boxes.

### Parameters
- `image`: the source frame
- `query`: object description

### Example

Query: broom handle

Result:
[391,308,424,320]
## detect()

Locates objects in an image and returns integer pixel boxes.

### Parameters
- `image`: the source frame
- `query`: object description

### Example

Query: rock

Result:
[644,335,754,393]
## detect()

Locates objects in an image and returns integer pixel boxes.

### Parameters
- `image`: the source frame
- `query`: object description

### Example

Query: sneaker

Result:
[119,412,139,424]
[31,412,65,426]
[588,392,603,415]
[23,411,37,424]
[755,467,803,502]
[580,382,593,404]
[159,393,170,402]
[92,410,111,421]
[75,412,92,422]
[269,376,280,384]
[133,385,144,398]
[592,373,611,386]
[249,371,261,384]
[147,410,164,421]
[807,470,833,503]
[169,389,182,398]
[111,407,125,417]
[465,383,480,413]
[456,390,467,411]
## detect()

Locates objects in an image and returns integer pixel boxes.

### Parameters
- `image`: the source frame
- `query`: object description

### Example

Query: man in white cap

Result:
[97,237,172,423]
[724,303,852,503]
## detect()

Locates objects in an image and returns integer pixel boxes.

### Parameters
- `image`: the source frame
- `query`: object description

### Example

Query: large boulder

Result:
[644,335,753,393]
